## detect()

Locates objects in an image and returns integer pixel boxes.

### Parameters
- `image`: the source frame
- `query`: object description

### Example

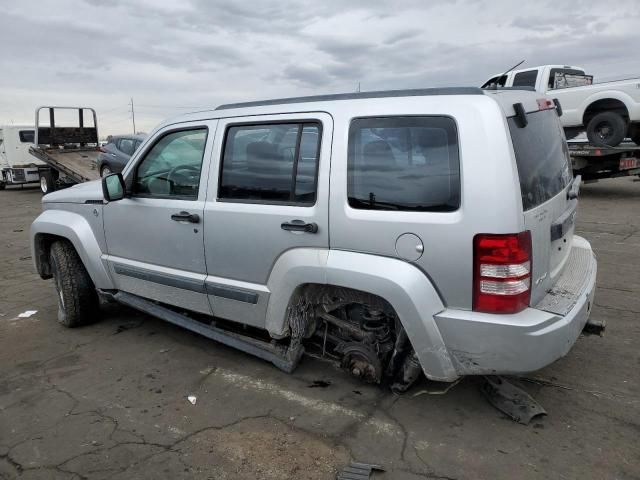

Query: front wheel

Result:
[39,171,57,194]
[100,165,112,178]
[50,240,100,327]
[586,112,627,147]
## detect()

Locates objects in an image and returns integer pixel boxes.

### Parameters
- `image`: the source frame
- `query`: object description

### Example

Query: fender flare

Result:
[30,209,114,289]
[265,248,458,382]
[578,90,635,124]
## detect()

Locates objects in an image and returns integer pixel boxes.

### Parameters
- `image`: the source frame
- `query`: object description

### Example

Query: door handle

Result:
[171,211,200,223]
[281,220,318,233]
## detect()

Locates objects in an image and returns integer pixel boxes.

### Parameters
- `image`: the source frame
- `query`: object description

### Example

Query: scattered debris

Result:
[583,316,606,336]
[12,229,23,232]
[336,461,385,479]
[17,310,38,318]
[19,255,31,261]
[412,377,462,397]
[159,348,170,353]
[114,320,143,334]
[482,376,546,425]
[308,380,331,388]
[187,395,197,405]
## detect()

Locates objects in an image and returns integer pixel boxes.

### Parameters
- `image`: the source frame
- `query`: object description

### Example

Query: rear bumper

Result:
[434,236,597,376]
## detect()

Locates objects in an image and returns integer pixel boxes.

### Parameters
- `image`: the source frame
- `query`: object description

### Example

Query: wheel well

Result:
[287,284,397,319]
[583,98,629,126]
[34,233,70,279]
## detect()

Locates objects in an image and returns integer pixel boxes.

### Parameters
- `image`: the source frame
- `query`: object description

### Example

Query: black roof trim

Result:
[483,86,536,92]
[215,87,483,110]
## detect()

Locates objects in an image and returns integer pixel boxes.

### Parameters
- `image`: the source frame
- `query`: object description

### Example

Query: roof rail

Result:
[483,86,536,92]
[215,87,483,110]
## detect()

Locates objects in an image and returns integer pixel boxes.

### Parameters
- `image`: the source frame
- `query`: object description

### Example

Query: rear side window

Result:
[118,138,136,156]
[19,130,35,143]
[348,116,460,212]
[219,122,321,204]
[509,109,572,211]
[513,70,538,88]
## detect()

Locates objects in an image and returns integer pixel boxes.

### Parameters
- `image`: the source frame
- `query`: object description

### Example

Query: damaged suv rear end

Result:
[434,91,597,376]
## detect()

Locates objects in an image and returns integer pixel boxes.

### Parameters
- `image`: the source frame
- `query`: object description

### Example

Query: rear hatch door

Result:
[508,106,574,304]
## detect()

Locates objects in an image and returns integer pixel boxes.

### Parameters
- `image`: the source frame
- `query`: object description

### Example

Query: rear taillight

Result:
[473,232,532,314]
[99,146,107,153]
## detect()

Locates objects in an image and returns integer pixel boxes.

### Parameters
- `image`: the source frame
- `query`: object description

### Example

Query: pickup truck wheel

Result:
[39,171,57,194]
[50,240,99,327]
[586,112,627,147]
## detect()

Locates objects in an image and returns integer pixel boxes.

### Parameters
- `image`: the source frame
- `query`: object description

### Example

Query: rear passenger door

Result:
[203,113,331,328]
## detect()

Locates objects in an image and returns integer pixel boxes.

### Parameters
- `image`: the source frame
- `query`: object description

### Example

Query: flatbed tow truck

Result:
[28,106,101,194]
[569,140,640,182]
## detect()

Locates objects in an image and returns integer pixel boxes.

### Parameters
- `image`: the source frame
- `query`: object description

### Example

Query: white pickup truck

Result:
[482,65,640,147]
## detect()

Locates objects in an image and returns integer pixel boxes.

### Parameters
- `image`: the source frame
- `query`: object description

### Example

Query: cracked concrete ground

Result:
[1,178,639,480]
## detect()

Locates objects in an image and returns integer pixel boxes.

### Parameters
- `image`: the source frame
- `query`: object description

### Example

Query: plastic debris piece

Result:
[187,395,197,405]
[18,310,38,318]
[482,376,546,425]
[336,461,385,479]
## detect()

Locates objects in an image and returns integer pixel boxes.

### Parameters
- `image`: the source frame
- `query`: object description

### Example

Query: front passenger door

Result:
[103,122,216,314]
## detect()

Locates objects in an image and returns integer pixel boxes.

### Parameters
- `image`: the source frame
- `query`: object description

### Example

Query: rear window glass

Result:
[513,70,538,88]
[348,116,460,212]
[19,130,35,143]
[509,109,572,211]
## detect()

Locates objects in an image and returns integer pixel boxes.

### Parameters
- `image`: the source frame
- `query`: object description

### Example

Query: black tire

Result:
[100,164,113,178]
[39,171,57,194]
[0,182,5,191]
[50,240,99,327]
[586,112,627,147]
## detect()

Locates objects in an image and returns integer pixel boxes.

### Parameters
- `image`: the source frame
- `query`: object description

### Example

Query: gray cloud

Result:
[0,0,639,135]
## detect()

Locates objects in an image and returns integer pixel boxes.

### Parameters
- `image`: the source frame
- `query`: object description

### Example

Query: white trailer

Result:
[0,125,44,189]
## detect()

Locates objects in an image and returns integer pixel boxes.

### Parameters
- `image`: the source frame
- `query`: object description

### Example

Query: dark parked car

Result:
[97,134,146,177]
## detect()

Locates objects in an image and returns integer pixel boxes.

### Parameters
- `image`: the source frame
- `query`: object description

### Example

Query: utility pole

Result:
[129,98,136,134]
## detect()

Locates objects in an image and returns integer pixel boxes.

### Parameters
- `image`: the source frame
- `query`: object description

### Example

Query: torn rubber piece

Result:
[482,376,546,425]
[583,316,606,336]
[336,461,385,479]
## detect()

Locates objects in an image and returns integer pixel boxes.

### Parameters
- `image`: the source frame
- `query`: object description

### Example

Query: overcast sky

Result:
[1,0,639,137]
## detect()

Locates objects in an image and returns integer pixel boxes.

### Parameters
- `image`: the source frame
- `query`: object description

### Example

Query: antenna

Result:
[492,60,525,90]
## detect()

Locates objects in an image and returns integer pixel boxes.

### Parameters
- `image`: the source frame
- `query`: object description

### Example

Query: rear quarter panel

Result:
[328,95,524,310]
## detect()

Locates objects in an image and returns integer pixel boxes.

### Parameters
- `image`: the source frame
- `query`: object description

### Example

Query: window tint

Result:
[118,138,136,156]
[219,122,320,204]
[19,130,35,143]
[134,128,207,199]
[134,140,143,151]
[508,109,572,210]
[513,70,538,88]
[348,117,460,212]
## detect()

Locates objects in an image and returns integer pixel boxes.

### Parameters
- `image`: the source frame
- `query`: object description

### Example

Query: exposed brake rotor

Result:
[339,343,383,384]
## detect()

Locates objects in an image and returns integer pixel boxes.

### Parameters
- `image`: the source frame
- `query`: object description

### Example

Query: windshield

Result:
[508,109,572,211]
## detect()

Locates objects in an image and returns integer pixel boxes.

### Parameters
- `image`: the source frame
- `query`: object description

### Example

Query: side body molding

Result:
[31,209,114,289]
[265,248,458,382]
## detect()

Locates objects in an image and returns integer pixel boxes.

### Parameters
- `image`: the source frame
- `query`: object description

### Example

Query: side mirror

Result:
[102,173,126,202]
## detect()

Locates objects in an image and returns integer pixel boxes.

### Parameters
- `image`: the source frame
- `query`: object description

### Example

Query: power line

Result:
[129,98,136,135]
